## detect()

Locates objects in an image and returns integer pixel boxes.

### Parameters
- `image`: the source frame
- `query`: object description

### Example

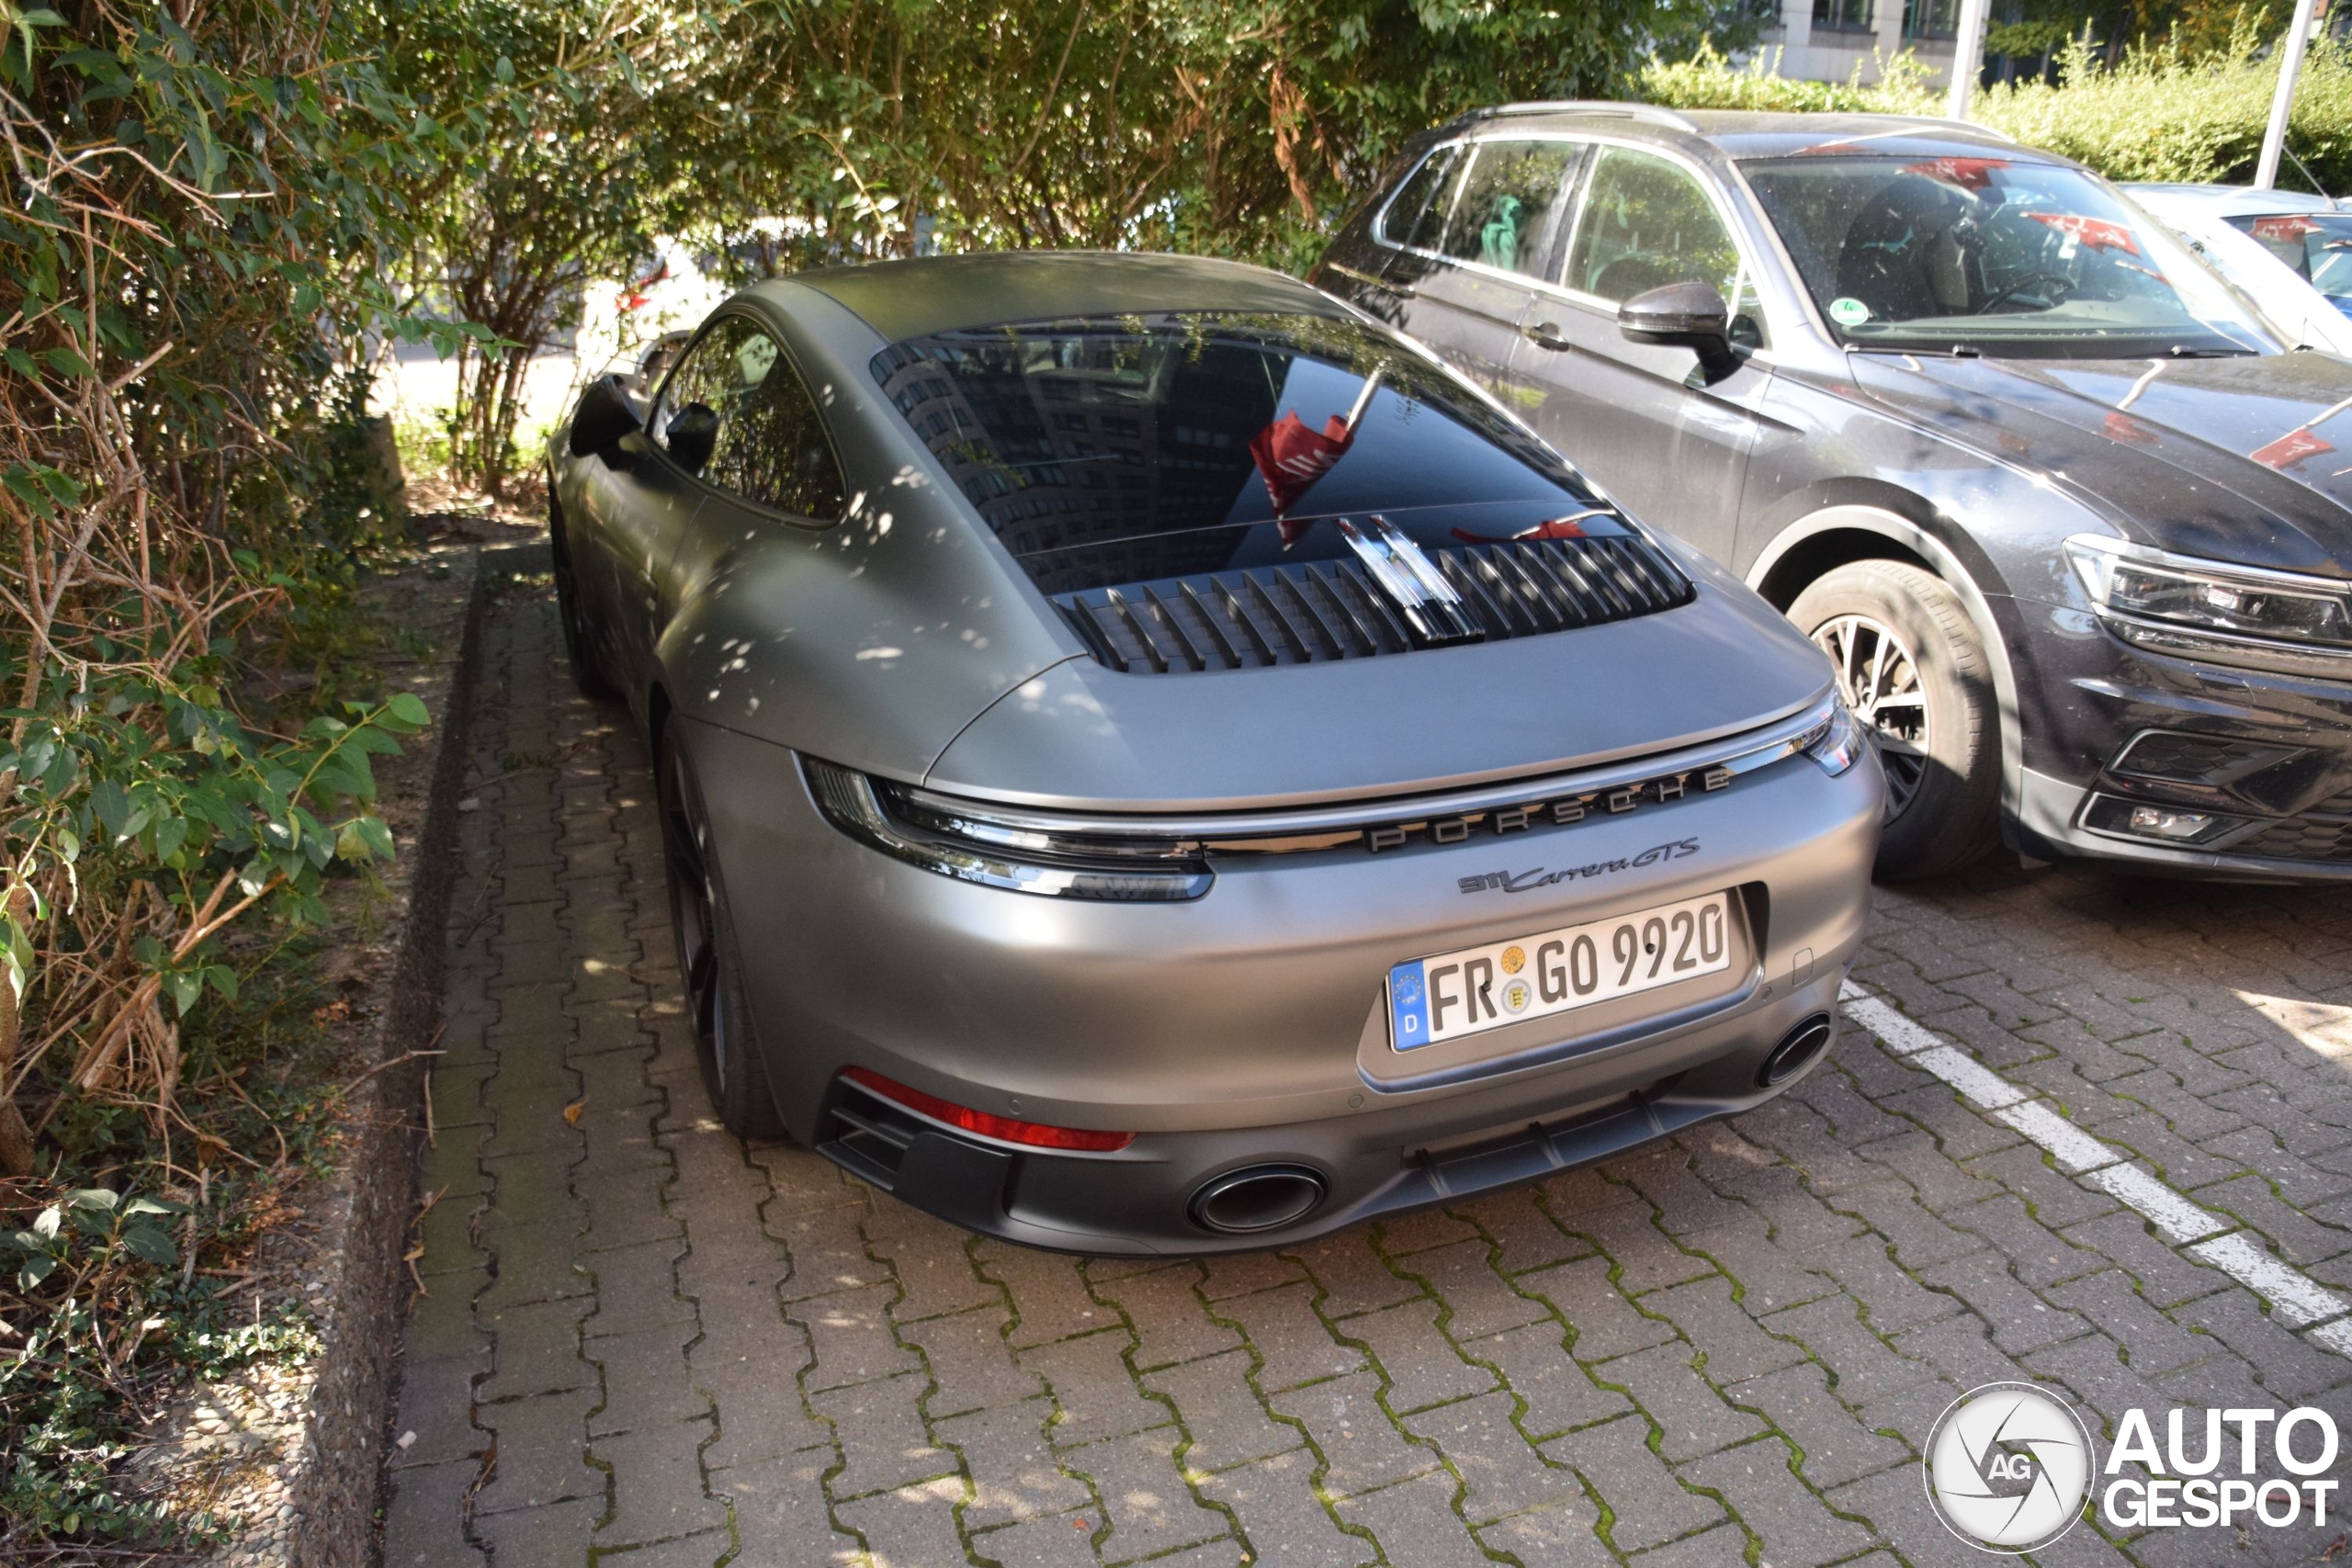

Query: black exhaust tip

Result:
[1758,1014,1834,1088]
[1191,1165,1327,1235]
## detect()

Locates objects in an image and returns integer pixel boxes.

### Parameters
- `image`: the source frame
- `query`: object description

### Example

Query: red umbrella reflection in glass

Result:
[1250,370,1383,546]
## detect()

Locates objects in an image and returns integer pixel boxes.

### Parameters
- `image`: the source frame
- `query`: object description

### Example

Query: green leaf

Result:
[91,777,130,837]
[206,964,239,1001]
[383,691,429,729]
[168,970,203,1016]
[17,1255,55,1291]
[337,814,395,863]
[31,1204,60,1237]
[119,1224,176,1268]
[63,1188,117,1212]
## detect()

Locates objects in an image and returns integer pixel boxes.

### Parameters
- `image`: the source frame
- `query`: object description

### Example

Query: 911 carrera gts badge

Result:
[1459,837,1701,895]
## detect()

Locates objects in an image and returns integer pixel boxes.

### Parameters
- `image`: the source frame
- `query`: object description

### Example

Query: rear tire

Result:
[1789,559,2001,881]
[657,733,787,1140]
[549,493,618,700]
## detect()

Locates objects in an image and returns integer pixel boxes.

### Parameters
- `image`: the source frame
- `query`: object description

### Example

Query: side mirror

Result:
[1618,282,1740,378]
[570,375,642,468]
[666,402,719,476]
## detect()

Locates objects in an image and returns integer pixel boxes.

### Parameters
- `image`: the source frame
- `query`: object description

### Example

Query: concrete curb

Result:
[137,546,510,1568]
[271,546,504,1568]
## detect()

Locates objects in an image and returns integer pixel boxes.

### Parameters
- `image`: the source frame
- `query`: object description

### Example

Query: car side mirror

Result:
[1618,282,1740,379]
[571,374,643,468]
[666,402,719,476]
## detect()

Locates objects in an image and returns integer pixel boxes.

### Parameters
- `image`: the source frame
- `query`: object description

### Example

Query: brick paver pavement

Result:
[384,583,2352,1567]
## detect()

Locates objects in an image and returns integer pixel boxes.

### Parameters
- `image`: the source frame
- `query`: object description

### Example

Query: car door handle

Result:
[1521,321,1572,352]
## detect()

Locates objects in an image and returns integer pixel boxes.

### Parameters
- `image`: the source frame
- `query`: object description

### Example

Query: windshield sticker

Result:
[1901,156,2011,191]
[2027,212,2140,254]
[1828,297,1872,327]
[2251,214,2325,243]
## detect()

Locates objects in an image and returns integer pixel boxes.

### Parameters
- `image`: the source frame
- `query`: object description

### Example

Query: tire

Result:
[549,493,618,700]
[657,733,787,1140]
[1788,559,2001,881]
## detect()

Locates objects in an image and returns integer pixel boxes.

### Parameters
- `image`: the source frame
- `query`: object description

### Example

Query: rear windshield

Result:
[868,311,1631,591]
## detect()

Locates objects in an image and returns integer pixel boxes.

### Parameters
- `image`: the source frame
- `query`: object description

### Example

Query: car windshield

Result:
[2225,210,2352,319]
[869,311,1630,592]
[1744,155,2276,357]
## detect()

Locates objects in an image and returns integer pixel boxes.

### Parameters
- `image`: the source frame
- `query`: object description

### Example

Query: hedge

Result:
[1643,35,2352,197]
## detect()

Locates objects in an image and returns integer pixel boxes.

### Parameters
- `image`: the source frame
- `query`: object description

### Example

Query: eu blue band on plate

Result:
[1388,960,1432,1051]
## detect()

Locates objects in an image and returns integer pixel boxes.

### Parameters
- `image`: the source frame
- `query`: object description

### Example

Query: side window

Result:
[1563,147,1742,308]
[1438,140,1583,278]
[650,317,752,468]
[1378,144,1463,251]
[1729,269,1771,350]
[650,316,846,518]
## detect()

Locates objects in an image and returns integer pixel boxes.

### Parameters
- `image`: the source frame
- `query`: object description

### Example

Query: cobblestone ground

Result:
[384,587,2352,1568]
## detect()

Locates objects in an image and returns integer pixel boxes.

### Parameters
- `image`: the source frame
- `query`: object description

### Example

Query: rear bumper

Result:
[684,716,1881,1250]
[817,996,1848,1255]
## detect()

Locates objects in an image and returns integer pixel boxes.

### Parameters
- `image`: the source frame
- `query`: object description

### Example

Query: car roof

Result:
[2125,182,2342,215]
[1448,102,2053,164]
[772,251,1345,344]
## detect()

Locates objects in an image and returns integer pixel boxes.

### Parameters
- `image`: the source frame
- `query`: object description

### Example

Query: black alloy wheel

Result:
[658,737,785,1139]
[1790,559,2002,880]
[549,494,617,699]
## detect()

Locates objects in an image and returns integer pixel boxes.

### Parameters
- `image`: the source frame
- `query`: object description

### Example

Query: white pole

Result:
[1947,0,1995,119]
[2256,0,2323,189]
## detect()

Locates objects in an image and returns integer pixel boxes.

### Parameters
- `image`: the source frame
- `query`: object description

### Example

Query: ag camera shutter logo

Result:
[1923,1382,2095,1552]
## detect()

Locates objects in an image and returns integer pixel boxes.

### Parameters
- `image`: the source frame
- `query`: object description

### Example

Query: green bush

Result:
[1642,34,2352,196]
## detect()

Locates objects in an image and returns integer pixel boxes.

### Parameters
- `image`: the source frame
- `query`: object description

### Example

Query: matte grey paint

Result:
[548,251,1883,1251]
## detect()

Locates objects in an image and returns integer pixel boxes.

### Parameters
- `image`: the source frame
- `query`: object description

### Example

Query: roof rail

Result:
[1464,100,1700,134]
[1879,114,2019,144]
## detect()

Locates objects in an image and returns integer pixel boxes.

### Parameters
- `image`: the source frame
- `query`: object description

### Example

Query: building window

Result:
[1813,0,1876,31]
[1904,0,1957,38]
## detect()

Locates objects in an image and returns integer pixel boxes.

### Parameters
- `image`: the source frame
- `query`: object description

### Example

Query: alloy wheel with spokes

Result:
[1811,613,1929,818]
[1788,558,2002,880]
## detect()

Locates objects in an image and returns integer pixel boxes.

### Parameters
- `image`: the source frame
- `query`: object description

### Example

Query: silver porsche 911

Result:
[548,252,1882,1253]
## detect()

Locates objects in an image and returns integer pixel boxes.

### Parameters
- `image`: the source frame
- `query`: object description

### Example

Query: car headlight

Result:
[2065,535,2352,678]
[1799,692,1868,777]
[802,757,1214,901]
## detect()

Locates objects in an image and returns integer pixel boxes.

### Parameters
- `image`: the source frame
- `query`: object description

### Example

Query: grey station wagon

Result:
[548,252,1882,1252]
[1315,103,2352,883]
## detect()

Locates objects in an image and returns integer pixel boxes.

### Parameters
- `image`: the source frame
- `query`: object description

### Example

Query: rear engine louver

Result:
[1051,536,1694,673]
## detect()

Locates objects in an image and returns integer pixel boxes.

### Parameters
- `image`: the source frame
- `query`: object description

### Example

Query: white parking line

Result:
[1835,980,2352,1352]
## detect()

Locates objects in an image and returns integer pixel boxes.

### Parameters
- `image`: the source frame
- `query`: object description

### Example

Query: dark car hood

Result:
[1847,350,2352,578]
[926,563,1832,812]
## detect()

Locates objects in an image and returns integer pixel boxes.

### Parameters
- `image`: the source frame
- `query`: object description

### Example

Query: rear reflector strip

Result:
[841,1067,1136,1152]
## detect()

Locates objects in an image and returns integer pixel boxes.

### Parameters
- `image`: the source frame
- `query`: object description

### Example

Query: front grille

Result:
[2111,731,2288,784]
[1052,536,1692,673]
[2238,815,2352,863]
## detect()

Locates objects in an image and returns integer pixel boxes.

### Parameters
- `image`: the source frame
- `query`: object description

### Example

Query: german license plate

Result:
[1387,891,1734,1051]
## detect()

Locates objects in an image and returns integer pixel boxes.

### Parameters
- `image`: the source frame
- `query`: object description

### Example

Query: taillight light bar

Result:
[842,1068,1136,1153]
